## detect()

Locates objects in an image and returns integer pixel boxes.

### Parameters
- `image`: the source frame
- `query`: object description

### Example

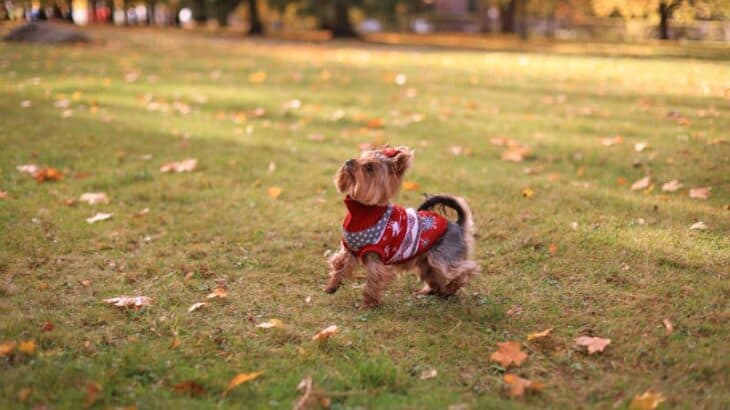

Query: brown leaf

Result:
[689,187,710,199]
[527,328,553,341]
[172,381,207,397]
[223,372,262,396]
[18,388,32,402]
[575,336,611,354]
[35,167,63,182]
[312,325,338,341]
[630,176,651,191]
[629,390,666,410]
[490,341,528,368]
[548,243,557,255]
[40,321,55,332]
[103,296,152,309]
[170,337,181,349]
[85,382,101,408]
[503,374,544,398]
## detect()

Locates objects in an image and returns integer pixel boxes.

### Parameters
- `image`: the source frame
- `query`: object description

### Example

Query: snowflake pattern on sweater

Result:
[341,197,449,265]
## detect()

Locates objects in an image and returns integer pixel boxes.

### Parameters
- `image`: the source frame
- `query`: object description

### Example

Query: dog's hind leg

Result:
[362,253,395,308]
[324,244,358,294]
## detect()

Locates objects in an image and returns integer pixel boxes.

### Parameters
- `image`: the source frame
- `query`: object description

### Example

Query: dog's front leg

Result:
[362,253,394,308]
[324,244,357,294]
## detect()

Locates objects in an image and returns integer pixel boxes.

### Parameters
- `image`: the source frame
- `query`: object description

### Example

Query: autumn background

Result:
[1,1,729,409]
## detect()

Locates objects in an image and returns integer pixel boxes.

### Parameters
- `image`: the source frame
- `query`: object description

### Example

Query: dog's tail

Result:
[417,195,475,257]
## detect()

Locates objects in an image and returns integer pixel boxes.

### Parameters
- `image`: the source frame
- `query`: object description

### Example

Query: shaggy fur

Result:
[325,146,480,307]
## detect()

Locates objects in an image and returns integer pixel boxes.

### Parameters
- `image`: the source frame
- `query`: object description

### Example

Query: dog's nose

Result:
[345,159,355,167]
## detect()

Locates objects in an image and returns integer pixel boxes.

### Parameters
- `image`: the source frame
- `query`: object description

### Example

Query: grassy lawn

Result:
[1,27,728,409]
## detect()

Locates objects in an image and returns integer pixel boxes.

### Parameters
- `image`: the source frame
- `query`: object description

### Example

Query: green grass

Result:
[1,26,728,409]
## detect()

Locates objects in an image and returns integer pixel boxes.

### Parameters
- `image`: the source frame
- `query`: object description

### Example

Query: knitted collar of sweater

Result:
[342,196,390,232]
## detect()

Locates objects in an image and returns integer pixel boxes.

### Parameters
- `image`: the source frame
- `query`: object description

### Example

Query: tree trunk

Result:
[658,0,681,40]
[216,7,229,27]
[516,0,529,40]
[248,0,263,35]
[327,0,357,38]
[192,0,206,24]
[500,0,516,33]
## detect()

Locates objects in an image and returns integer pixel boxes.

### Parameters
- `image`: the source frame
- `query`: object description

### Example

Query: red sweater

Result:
[342,197,448,264]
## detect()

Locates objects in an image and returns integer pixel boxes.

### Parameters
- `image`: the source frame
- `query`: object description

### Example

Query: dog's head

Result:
[335,146,414,206]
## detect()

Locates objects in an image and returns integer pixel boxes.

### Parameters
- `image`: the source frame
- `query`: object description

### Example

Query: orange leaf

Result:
[85,382,101,408]
[19,340,36,355]
[18,388,32,402]
[503,374,544,398]
[521,187,534,198]
[35,167,63,182]
[223,372,262,396]
[248,71,267,84]
[575,336,611,354]
[0,340,17,357]
[490,341,528,368]
[312,325,338,341]
[267,186,282,199]
[548,243,557,255]
[206,287,228,299]
[629,390,666,410]
[402,181,420,191]
[365,118,384,129]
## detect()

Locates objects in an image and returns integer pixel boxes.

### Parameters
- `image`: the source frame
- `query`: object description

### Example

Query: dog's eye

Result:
[364,164,374,172]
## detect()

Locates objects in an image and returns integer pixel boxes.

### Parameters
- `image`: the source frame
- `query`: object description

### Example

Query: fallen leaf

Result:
[188,302,207,312]
[527,328,553,341]
[35,167,63,182]
[312,325,338,341]
[366,118,384,129]
[616,177,628,186]
[629,390,666,410]
[662,319,673,334]
[103,296,152,309]
[86,213,113,224]
[160,158,197,173]
[267,161,276,174]
[19,340,36,355]
[0,190,8,199]
[133,208,150,218]
[490,341,528,367]
[223,372,262,396]
[394,73,407,85]
[600,136,623,146]
[548,243,557,255]
[420,368,438,380]
[267,186,282,199]
[170,337,181,349]
[85,382,101,408]
[689,187,710,199]
[79,192,110,205]
[449,145,464,156]
[206,287,227,299]
[689,221,707,230]
[503,374,544,398]
[256,319,284,329]
[634,142,648,152]
[40,321,55,332]
[575,336,611,354]
[17,164,39,175]
[248,71,267,84]
[80,279,91,287]
[172,381,207,397]
[18,388,32,402]
[521,187,534,198]
[506,305,523,317]
[402,181,420,191]
[501,147,530,162]
[631,176,651,191]
[0,340,17,356]
[661,180,683,192]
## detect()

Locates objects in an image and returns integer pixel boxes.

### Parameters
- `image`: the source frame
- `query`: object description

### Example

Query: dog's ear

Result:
[388,146,413,176]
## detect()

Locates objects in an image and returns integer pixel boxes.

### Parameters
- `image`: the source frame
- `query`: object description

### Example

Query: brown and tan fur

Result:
[325,146,480,308]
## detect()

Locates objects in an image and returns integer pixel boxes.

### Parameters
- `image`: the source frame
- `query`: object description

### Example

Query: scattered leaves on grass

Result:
[206,287,227,299]
[575,336,611,354]
[0,341,17,356]
[103,296,151,309]
[629,390,666,410]
[661,180,683,192]
[521,187,534,198]
[256,319,284,329]
[689,221,707,231]
[600,136,623,146]
[527,328,553,341]
[630,176,651,191]
[490,341,528,367]
[223,372,262,396]
[503,374,544,398]
[34,167,63,182]
[40,321,55,332]
[662,319,674,335]
[86,213,113,224]
[19,340,36,355]
[689,187,710,199]
[420,369,438,380]
[267,186,282,199]
[160,158,197,173]
[402,181,420,191]
[172,381,207,397]
[312,325,338,341]
[79,193,110,205]
[188,302,207,312]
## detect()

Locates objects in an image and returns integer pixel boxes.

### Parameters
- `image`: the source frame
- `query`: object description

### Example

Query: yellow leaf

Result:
[527,328,553,341]
[267,186,282,199]
[629,390,666,410]
[19,340,36,355]
[402,181,420,191]
[521,187,534,198]
[223,372,262,396]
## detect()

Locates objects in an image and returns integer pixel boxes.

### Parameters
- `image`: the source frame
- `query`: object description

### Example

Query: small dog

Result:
[325,146,480,307]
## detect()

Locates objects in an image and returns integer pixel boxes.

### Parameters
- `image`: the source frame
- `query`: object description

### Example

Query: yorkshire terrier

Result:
[325,146,480,307]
